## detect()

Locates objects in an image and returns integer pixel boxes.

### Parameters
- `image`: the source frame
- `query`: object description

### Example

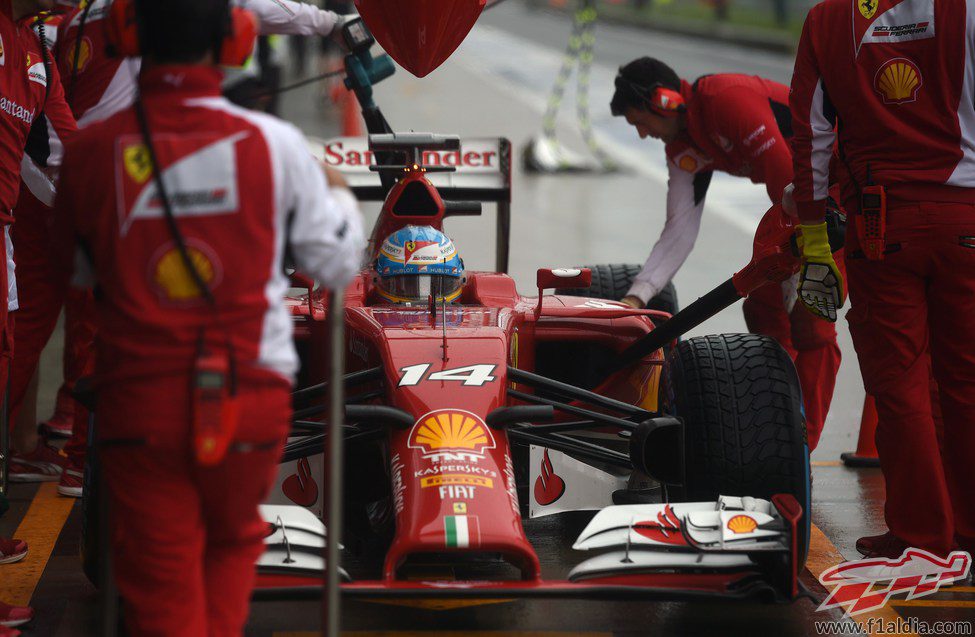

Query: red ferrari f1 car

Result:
[81,19,822,609]
[257,125,813,603]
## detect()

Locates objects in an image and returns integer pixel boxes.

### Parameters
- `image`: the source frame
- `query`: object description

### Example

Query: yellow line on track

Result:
[888,600,975,608]
[273,630,613,637]
[805,524,917,637]
[360,598,516,611]
[0,483,74,605]
[811,461,844,467]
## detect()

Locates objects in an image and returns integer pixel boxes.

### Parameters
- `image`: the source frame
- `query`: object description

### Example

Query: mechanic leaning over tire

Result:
[790,0,975,560]
[610,57,842,451]
[49,1,365,633]
[6,0,353,497]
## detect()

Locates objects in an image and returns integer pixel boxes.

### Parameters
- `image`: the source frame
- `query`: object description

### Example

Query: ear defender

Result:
[219,8,258,67]
[105,0,257,66]
[105,0,140,58]
[616,72,686,118]
[647,86,685,117]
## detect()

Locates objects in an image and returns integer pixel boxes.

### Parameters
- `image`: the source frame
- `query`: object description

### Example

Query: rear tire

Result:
[555,263,678,316]
[668,333,810,565]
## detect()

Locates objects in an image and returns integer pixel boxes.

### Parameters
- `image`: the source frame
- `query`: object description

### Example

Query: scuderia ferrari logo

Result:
[115,132,246,236]
[859,0,878,19]
[124,144,153,184]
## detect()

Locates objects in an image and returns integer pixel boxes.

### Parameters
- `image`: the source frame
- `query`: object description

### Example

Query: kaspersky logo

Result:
[818,548,971,616]
[408,409,496,456]
[874,58,923,104]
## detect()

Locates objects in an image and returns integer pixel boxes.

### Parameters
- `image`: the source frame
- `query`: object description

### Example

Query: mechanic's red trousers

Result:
[846,201,975,556]
[58,289,95,467]
[9,190,96,457]
[99,373,290,637]
[742,265,843,451]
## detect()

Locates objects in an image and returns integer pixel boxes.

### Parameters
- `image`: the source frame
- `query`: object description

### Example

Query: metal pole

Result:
[324,289,345,637]
[496,201,511,274]
[91,412,119,637]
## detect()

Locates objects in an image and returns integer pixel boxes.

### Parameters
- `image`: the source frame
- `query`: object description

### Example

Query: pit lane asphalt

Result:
[2,2,972,635]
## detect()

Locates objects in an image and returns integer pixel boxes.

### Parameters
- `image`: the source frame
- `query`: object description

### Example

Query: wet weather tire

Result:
[669,333,810,565]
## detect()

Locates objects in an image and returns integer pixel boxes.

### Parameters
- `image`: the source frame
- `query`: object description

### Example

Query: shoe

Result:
[39,388,79,439]
[0,538,27,565]
[57,466,84,498]
[9,438,65,482]
[856,531,910,558]
[0,601,32,628]
[38,412,73,438]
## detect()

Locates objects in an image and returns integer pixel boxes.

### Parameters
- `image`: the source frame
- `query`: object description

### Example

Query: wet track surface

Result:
[2,2,974,635]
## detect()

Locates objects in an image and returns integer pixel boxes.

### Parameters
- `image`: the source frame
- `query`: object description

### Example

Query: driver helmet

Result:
[374,226,466,304]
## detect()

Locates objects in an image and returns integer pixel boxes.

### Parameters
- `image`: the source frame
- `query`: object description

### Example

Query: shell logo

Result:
[408,409,496,455]
[727,514,759,534]
[152,246,217,301]
[678,154,698,173]
[67,37,92,74]
[874,58,923,104]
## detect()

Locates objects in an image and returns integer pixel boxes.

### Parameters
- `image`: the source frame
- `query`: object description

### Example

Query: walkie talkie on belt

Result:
[857,165,887,260]
[192,345,239,466]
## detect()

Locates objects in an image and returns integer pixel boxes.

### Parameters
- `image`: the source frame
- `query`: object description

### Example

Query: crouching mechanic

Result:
[791,0,975,559]
[51,0,364,633]
[611,57,842,450]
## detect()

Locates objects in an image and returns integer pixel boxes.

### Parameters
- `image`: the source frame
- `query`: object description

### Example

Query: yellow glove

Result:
[796,222,845,322]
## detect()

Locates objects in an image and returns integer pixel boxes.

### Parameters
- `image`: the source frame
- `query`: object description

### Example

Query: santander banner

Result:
[309,136,509,195]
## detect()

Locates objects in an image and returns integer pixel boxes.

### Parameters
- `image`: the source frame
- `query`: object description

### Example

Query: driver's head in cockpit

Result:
[373,225,466,305]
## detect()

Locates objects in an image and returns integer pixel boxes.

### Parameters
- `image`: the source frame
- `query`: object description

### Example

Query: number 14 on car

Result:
[398,364,497,387]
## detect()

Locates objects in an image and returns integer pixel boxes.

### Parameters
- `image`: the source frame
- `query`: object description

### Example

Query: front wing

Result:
[254,493,803,603]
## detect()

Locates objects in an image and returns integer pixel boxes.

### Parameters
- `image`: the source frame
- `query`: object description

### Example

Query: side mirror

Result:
[536,267,591,291]
[536,268,591,315]
[629,417,683,486]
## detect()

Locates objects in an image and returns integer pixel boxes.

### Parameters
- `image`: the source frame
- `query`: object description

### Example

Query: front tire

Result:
[668,333,810,565]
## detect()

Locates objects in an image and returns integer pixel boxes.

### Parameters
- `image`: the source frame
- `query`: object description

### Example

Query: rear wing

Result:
[306,135,514,272]
[307,136,511,203]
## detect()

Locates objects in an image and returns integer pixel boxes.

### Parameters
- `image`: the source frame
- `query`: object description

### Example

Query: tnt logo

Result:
[818,549,971,616]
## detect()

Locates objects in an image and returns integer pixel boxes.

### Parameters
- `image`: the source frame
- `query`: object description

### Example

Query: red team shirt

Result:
[790,0,975,222]
[628,74,794,303]
[54,66,363,385]
[52,0,343,125]
[0,0,75,218]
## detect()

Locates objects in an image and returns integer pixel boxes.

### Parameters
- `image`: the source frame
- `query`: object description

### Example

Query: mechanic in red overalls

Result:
[611,57,842,451]
[0,0,76,629]
[791,0,975,559]
[7,0,353,496]
[51,0,364,632]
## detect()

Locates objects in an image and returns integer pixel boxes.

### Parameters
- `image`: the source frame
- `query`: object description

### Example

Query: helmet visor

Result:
[377,274,463,304]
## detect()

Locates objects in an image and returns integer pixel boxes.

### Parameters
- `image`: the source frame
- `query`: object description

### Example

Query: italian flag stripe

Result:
[445,515,470,548]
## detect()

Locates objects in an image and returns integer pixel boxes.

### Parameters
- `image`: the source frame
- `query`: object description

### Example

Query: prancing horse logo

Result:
[859,0,878,19]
